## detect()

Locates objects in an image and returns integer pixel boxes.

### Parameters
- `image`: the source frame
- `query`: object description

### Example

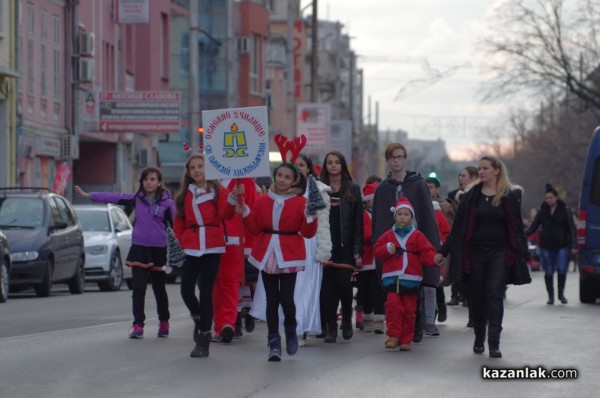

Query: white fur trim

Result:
[387,242,395,255]
[314,184,332,263]
[362,193,374,201]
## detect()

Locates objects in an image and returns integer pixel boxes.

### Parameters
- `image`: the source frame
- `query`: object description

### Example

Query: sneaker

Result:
[424,324,440,337]
[399,343,412,351]
[157,321,169,338]
[129,324,144,339]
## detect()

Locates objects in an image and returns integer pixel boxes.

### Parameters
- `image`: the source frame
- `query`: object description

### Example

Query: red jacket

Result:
[360,210,375,271]
[174,185,236,256]
[434,209,451,243]
[244,190,317,270]
[374,227,437,282]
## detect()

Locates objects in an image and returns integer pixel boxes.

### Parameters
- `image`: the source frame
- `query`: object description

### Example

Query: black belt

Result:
[263,229,297,235]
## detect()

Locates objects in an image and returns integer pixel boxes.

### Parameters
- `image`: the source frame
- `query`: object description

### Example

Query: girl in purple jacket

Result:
[75,167,176,339]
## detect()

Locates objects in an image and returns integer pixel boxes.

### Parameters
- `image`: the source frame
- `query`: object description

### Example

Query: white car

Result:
[74,204,133,291]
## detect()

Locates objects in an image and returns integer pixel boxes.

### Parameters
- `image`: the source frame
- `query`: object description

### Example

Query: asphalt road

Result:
[0,270,598,398]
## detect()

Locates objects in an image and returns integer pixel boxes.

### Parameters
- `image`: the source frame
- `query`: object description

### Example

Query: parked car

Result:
[0,230,11,302]
[578,127,600,303]
[74,204,133,291]
[0,188,85,297]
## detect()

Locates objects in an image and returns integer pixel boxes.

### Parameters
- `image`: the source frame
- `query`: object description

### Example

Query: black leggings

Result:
[180,254,221,332]
[464,248,508,341]
[321,267,353,325]
[356,269,385,315]
[261,271,297,334]
[131,267,169,326]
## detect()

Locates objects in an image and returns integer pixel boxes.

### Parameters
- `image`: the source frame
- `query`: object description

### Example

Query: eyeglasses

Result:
[388,155,407,161]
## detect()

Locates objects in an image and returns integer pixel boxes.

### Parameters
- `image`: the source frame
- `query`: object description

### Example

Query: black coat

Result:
[329,183,364,261]
[439,184,531,286]
[525,200,577,250]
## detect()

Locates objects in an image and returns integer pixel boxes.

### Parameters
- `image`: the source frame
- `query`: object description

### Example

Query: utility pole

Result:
[189,0,201,152]
[287,0,296,136]
[310,0,318,102]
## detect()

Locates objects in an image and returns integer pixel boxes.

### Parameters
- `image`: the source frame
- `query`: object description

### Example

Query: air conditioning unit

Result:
[79,31,95,57]
[237,37,249,53]
[79,59,94,82]
[138,149,148,166]
[60,135,79,160]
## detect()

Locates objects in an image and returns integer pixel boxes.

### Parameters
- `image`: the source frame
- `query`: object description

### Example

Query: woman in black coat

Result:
[525,184,577,305]
[319,151,363,343]
[435,155,530,359]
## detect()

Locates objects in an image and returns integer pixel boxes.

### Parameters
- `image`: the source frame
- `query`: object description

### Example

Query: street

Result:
[0,270,598,398]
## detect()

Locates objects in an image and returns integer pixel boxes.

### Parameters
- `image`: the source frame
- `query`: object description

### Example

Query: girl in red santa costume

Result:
[240,162,318,361]
[174,153,240,358]
[374,197,441,352]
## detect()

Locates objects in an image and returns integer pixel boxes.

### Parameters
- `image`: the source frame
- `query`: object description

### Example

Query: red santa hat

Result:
[362,182,378,201]
[390,197,415,218]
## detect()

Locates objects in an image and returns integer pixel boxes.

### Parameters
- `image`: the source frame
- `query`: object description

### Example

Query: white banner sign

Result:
[296,103,330,154]
[116,0,150,24]
[202,106,270,180]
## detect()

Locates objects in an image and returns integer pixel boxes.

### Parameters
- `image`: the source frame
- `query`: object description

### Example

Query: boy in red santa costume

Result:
[374,197,441,351]
[212,178,258,342]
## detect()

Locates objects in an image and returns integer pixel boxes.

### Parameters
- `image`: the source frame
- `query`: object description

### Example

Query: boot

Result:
[190,328,211,358]
[488,338,502,358]
[363,313,374,332]
[267,333,282,362]
[324,322,338,343]
[341,320,353,340]
[473,333,485,354]
[544,275,554,305]
[373,314,385,335]
[447,296,459,306]
[437,303,447,323]
[557,274,568,304]
[234,312,243,338]
[284,325,299,356]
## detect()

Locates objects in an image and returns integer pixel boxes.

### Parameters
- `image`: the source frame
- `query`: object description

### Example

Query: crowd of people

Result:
[72,141,581,361]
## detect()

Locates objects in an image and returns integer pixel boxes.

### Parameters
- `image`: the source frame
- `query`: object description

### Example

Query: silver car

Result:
[74,204,133,291]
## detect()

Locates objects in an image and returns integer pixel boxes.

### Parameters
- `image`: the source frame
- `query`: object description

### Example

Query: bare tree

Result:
[479,0,600,114]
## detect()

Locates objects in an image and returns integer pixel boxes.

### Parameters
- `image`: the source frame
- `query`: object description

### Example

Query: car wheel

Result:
[34,258,54,297]
[0,257,9,303]
[68,256,85,294]
[579,275,597,304]
[99,254,123,292]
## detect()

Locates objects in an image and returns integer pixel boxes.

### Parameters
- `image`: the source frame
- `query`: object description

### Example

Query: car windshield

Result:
[76,210,111,232]
[0,198,44,228]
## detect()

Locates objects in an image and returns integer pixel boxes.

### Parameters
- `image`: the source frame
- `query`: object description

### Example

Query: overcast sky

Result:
[311,0,508,159]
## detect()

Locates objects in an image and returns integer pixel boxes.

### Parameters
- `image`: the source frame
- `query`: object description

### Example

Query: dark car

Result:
[0,230,11,302]
[0,188,85,297]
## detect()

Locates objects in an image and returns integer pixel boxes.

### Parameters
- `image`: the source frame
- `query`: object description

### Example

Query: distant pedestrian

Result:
[74,167,175,340]
[174,154,239,358]
[525,184,577,304]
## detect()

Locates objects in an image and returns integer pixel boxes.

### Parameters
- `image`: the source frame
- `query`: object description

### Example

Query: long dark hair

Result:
[137,167,166,200]
[175,154,220,217]
[319,151,356,201]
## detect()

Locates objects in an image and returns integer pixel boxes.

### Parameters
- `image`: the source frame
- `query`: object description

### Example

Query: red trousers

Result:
[212,244,244,334]
[385,292,418,344]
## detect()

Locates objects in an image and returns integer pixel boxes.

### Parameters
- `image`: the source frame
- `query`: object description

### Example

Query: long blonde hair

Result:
[473,155,512,207]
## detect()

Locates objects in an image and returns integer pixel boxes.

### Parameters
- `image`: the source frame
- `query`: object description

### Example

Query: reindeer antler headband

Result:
[274,134,308,164]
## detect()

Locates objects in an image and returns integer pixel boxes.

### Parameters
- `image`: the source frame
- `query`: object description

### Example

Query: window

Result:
[27,4,35,96]
[53,197,75,226]
[249,34,261,93]
[160,13,168,79]
[40,10,47,99]
[52,15,61,102]
[591,157,600,206]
